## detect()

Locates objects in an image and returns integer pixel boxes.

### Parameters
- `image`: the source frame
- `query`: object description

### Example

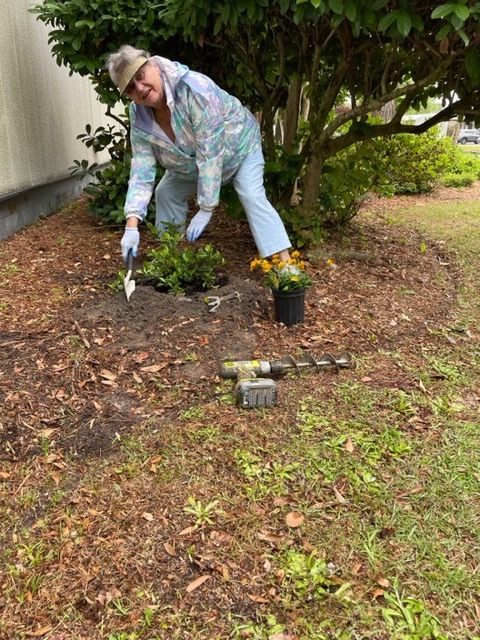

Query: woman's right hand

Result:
[121,227,140,261]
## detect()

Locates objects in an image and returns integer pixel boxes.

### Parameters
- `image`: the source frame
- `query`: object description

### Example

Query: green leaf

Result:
[411,13,424,31]
[457,28,469,46]
[378,10,399,31]
[450,12,464,30]
[74,19,95,28]
[345,0,356,21]
[396,10,412,37]
[229,8,238,27]
[328,0,344,15]
[372,0,388,9]
[331,12,344,26]
[213,14,223,35]
[453,4,470,21]
[293,5,305,23]
[465,48,480,83]
[435,23,452,41]
[431,4,455,19]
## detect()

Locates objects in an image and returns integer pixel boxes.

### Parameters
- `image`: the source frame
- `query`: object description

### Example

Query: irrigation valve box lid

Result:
[235,378,278,408]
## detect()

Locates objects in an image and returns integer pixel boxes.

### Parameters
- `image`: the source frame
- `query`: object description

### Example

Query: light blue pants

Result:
[154,147,291,257]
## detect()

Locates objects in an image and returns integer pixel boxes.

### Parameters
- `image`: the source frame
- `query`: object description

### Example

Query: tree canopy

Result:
[32,0,480,220]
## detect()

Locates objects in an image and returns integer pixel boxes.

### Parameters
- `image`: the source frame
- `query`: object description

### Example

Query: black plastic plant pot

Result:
[272,288,306,326]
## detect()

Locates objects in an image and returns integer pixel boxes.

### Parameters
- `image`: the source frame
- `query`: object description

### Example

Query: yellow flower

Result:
[250,257,260,271]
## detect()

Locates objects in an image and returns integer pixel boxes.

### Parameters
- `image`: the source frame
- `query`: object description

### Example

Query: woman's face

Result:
[124,61,164,108]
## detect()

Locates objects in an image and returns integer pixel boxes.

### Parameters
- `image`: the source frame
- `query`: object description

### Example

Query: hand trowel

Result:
[123,249,136,302]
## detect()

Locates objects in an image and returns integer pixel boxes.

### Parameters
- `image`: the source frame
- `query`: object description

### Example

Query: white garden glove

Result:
[121,227,140,261]
[186,209,212,242]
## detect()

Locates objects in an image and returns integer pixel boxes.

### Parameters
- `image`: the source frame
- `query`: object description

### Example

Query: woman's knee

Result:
[155,179,172,208]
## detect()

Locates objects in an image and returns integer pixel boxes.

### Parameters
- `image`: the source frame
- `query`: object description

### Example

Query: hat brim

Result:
[118,56,148,95]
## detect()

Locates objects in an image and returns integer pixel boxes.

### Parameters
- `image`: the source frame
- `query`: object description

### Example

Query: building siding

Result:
[0,0,112,238]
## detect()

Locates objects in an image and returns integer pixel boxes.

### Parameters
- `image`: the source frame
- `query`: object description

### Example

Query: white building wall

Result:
[0,0,112,238]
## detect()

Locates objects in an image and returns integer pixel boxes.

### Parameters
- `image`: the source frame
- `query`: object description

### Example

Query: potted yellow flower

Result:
[250,252,312,325]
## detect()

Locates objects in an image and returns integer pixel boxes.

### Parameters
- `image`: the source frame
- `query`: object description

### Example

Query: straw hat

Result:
[117,56,148,94]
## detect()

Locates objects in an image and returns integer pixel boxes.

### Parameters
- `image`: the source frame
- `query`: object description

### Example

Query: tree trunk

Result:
[283,75,303,153]
[262,107,276,162]
[300,146,325,215]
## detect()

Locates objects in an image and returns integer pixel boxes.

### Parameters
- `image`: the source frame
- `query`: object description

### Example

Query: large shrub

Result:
[440,145,480,187]
[375,130,452,194]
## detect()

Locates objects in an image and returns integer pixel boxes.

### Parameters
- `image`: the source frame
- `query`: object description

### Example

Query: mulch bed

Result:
[2,185,476,461]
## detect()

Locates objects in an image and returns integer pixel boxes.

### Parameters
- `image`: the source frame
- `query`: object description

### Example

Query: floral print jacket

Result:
[125,56,261,221]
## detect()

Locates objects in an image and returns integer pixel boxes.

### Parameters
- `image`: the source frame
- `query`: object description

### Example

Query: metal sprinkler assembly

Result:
[219,352,354,408]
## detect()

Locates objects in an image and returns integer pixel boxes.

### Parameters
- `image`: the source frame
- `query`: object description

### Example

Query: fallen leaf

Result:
[164,542,176,556]
[257,532,285,544]
[24,626,53,637]
[179,526,196,535]
[50,471,61,486]
[140,364,167,373]
[220,564,230,580]
[99,369,116,381]
[52,363,70,372]
[333,486,347,503]
[372,588,385,599]
[377,577,390,588]
[97,587,121,605]
[141,512,154,521]
[345,437,354,452]
[285,512,304,527]
[39,428,55,438]
[361,376,372,382]
[247,593,269,603]
[474,602,480,621]
[418,379,429,395]
[186,574,210,592]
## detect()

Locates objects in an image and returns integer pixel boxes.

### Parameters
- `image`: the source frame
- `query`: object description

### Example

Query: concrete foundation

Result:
[0,175,92,241]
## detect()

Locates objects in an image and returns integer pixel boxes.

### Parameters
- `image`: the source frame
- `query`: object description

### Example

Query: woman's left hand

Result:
[186,209,212,242]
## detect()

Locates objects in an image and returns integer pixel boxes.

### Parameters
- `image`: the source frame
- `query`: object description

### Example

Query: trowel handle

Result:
[126,249,134,272]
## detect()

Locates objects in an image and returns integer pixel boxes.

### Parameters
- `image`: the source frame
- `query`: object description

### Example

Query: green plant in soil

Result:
[139,224,225,295]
